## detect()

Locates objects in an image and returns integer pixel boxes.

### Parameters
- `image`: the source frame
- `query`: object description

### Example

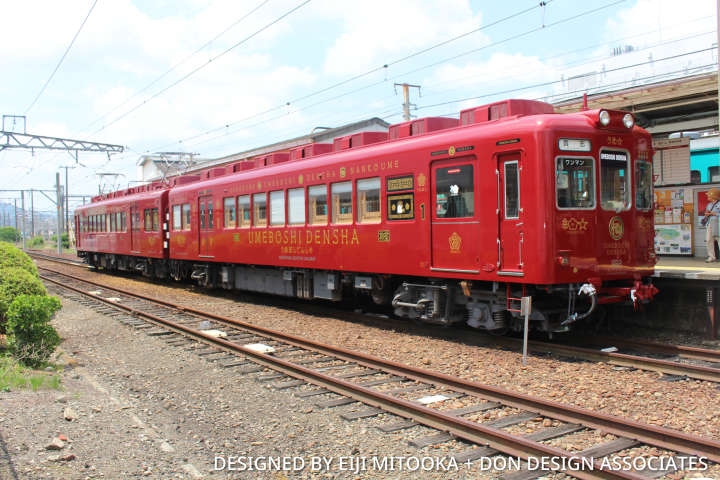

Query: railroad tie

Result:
[442,401,501,417]
[294,389,330,398]
[408,432,453,449]
[376,420,417,432]
[256,373,285,382]
[340,408,382,421]
[482,412,538,429]
[274,380,305,390]
[315,397,357,408]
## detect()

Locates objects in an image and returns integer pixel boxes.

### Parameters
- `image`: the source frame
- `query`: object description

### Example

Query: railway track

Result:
[38,265,720,479]
[27,251,720,383]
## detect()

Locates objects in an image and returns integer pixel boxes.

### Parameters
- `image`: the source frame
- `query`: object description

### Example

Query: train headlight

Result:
[598,110,611,126]
[623,113,634,129]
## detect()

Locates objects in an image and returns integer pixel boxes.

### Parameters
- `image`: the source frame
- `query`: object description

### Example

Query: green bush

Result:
[0,267,47,323]
[6,295,62,367]
[0,227,19,243]
[50,233,69,249]
[30,236,44,247]
[0,243,38,277]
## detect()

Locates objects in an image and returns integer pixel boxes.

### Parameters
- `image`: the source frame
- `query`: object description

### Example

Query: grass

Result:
[0,354,62,392]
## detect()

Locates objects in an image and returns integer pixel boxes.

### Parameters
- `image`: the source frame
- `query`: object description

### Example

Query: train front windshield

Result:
[556,157,595,209]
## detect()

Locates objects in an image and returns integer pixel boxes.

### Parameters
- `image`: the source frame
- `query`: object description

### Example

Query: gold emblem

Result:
[449,232,462,253]
[257,181,262,190]
[339,167,346,178]
[561,217,588,232]
[298,174,304,185]
[417,173,426,188]
[609,216,624,240]
[448,146,456,156]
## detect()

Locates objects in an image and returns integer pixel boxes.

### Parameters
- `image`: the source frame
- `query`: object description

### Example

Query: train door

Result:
[130,206,140,252]
[430,157,481,274]
[498,153,523,274]
[198,195,213,257]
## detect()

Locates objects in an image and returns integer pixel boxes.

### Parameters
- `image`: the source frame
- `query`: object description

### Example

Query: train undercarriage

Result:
[81,252,654,334]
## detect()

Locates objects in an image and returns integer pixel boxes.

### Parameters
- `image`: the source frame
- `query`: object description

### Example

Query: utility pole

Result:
[20,190,26,249]
[56,172,64,255]
[394,83,421,121]
[61,165,73,236]
[13,199,18,231]
[30,189,34,238]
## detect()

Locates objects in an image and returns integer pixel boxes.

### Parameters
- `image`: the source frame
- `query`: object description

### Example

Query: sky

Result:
[0,0,716,215]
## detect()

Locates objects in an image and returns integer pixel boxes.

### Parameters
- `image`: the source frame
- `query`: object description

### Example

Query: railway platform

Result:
[648,256,720,339]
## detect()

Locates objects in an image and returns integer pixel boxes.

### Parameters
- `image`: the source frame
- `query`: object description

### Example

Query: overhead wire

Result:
[89,0,313,138]
[147,0,557,151]
[25,0,100,114]
[82,0,272,131]
[164,0,633,153]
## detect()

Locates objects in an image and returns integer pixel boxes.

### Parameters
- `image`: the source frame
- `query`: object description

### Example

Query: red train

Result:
[75,98,658,333]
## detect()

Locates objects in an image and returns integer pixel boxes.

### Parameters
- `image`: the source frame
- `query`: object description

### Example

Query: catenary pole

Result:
[20,190,26,249]
[56,172,63,255]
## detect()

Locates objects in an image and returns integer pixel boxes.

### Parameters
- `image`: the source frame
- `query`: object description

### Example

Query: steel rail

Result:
[40,272,651,480]
[572,335,720,365]
[38,266,720,465]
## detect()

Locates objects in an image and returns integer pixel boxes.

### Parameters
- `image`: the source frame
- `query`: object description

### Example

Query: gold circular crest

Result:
[448,146,456,156]
[339,167,346,178]
[609,216,624,241]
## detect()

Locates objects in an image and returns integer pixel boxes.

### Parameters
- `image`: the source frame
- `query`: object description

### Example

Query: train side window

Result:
[206,203,213,229]
[357,177,381,224]
[223,197,236,228]
[504,162,520,219]
[288,188,305,225]
[435,165,474,218]
[308,185,328,225]
[253,193,267,227]
[182,204,190,230]
[172,205,182,230]
[635,161,652,210]
[270,190,285,226]
[121,212,127,231]
[237,195,250,228]
[110,214,115,232]
[144,209,152,231]
[152,208,159,231]
[556,157,595,209]
[200,203,206,229]
[331,181,353,224]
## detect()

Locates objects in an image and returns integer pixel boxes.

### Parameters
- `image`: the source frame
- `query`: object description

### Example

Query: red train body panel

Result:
[76,99,657,332]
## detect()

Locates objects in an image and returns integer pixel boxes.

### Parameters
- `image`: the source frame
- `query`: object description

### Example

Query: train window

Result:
[223,197,236,228]
[182,204,191,230]
[357,177,381,223]
[288,188,305,225]
[308,185,328,225]
[504,162,520,219]
[172,205,182,230]
[331,181,353,224]
[435,165,474,218]
[635,161,652,210]
[121,212,127,231]
[237,195,250,228]
[270,190,285,226]
[253,193,267,227]
[152,208,159,231]
[600,150,630,211]
[207,202,213,229]
[144,209,152,231]
[110,214,115,232]
[200,203,206,229]
[556,157,595,209]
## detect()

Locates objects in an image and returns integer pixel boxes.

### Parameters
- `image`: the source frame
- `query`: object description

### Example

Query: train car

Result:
[150,98,658,334]
[75,185,169,276]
